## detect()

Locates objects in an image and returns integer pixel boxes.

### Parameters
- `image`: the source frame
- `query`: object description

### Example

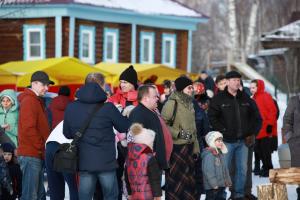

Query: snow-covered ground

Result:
[47,93,298,199]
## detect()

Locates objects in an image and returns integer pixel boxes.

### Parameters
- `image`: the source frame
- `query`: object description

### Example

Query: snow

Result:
[262,20,300,41]
[74,0,202,17]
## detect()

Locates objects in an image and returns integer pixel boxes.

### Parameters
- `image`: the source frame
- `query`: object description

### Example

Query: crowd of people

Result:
[0,66,297,200]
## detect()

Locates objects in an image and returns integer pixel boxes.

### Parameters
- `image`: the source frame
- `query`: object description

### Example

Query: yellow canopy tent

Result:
[0,57,112,87]
[0,68,19,85]
[94,63,193,87]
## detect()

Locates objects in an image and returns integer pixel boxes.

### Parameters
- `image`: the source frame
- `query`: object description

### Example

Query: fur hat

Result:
[1,143,15,153]
[130,123,156,150]
[119,65,138,89]
[205,131,228,154]
[175,76,193,92]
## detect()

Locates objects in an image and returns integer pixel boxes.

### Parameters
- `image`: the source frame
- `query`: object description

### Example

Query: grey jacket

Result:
[201,148,231,190]
[282,96,300,142]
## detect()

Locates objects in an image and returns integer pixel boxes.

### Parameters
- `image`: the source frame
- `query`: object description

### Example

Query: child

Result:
[202,131,231,200]
[125,123,161,200]
[1,143,22,200]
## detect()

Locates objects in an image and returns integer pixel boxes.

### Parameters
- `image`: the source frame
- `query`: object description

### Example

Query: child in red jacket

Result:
[125,123,162,200]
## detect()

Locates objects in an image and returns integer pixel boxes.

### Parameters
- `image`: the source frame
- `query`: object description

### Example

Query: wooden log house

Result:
[0,0,208,72]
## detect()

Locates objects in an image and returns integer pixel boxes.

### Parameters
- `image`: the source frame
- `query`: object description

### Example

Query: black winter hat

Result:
[58,86,71,96]
[225,71,242,79]
[1,143,14,153]
[119,65,138,89]
[175,76,193,92]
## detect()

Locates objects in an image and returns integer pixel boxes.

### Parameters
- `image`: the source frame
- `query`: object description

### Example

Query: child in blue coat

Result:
[202,131,231,200]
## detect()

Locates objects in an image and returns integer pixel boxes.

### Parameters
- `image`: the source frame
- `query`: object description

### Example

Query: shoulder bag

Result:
[53,103,104,173]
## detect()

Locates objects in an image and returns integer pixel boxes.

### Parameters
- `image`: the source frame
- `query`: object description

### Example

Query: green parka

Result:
[0,89,19,146]
[161,91,199,154]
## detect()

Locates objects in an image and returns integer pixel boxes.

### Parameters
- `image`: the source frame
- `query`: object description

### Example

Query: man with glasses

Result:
[18,71,54,200]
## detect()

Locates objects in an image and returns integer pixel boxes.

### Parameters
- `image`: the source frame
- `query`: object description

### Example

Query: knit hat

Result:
[130,123,156,150]
[175,76,193,92]
[119,65,138,89]
[58,86,70,96]
[225,71,242,79]
[205,131,228,154]
[1,143,15,153]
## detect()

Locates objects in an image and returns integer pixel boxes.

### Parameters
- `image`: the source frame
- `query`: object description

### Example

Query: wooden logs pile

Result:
[269,167,300,184]
[257,168,300,200]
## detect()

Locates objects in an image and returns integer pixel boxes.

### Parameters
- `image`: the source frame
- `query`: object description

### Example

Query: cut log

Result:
[269,167,300,184]
[257,183,288,200]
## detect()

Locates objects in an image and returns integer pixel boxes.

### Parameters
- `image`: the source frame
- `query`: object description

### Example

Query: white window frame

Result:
[23,25,46,61]
[103,28,119,63]
[79,25,95,64]
[140,32,155,64]
[162,33,176,68]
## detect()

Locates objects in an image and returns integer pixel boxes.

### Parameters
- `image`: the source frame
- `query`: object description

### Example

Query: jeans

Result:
[45,142,78,200]
[224,140,248,198]
[205,187,226,200]
[79,170,118,200]
[18,156,46,200]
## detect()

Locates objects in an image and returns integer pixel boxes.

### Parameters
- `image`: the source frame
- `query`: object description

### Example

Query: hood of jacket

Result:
[127,143,153,160]
[168,91,194,111]
[0,89,18,113]
[201,147,218,159]
[255,79,265,96]
[18,88,42,104]
[76,82,107,104]
[49,95,70,111]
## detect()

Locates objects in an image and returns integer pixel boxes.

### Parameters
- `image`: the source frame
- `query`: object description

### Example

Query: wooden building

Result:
[260,19,300,93]
[0,0,207,72]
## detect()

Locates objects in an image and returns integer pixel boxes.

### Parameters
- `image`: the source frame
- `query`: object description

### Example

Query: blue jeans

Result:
[45,142,79,200]
[224,140,248,198]
[79,170,118,200]
[18,156,46,200]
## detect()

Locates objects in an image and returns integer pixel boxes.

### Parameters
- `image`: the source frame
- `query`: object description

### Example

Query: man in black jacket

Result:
[129,85,168,171]
[208,71,261,200]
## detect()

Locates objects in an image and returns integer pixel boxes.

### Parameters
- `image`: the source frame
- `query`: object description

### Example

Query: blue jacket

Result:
[201,148,231,190]
[63,83,131,172]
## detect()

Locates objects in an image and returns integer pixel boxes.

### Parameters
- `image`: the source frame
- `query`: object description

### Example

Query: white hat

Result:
[130,123,156,150]
[205,131,228,154]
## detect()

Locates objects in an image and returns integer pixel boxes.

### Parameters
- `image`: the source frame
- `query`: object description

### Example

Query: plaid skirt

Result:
[165,144,197,200]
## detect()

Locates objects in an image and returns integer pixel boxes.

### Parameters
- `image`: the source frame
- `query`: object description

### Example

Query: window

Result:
[140,32,155,64]
[79,26,95,64]
[103,28,119,63]
[23,25,45,61]
[162,33,176,67]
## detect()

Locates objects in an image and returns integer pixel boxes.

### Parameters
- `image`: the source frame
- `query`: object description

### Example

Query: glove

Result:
[266,125,273,134]
[245,135,255,147]
[192,153,199,161]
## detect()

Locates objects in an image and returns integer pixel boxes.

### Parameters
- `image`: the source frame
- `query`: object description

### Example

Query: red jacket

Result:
[126,143,154,200]
[17,89,50,159]
[252,80,277,139]
[107,88,138,108]
[48,95,71,129]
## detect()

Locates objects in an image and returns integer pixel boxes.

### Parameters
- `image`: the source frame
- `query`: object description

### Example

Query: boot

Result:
[297,187,300,200]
